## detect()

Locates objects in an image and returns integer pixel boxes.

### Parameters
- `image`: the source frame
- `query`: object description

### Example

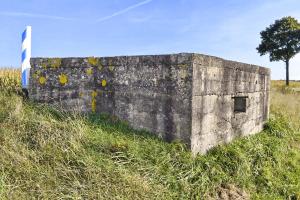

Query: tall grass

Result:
[0,69,299,199]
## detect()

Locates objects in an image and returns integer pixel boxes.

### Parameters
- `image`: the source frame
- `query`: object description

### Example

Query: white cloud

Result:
[0,0,154,23]
[95,0,153,23]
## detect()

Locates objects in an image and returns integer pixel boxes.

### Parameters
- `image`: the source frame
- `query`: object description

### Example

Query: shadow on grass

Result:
[86,113,168,143]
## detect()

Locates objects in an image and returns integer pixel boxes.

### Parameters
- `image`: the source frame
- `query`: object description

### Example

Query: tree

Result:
[257,16,300,86]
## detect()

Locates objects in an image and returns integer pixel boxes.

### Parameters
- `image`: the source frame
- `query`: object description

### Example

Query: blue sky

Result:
[1,0,300,80]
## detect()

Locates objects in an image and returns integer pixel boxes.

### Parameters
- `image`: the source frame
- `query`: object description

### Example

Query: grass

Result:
[0,68,21,94]
[0,69,299,199]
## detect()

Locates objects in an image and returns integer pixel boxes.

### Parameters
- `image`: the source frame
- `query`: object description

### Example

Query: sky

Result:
[0,0,300,80]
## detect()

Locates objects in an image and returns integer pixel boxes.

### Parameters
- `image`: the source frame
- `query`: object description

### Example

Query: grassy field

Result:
[0,69,299,199]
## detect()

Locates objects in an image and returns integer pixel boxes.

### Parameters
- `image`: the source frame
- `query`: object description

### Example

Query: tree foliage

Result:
[257,16,300,85]
[257,16,300,62]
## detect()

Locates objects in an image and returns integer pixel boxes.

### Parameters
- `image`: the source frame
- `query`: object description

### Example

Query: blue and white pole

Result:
[21,26,32,89]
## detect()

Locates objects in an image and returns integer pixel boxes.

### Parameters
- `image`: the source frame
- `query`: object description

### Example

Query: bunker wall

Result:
[29,54,194,144]
[191,54,270,154]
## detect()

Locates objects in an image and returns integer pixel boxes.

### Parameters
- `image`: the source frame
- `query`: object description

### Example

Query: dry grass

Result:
[0,68,21,94]
[271,81,300,130]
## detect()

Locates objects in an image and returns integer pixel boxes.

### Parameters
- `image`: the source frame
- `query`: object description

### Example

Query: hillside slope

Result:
[0,70,299,199]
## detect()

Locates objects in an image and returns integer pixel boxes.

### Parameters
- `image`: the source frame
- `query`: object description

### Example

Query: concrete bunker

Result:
[29,53,270,154]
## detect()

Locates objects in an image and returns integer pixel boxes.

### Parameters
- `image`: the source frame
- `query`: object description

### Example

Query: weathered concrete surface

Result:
[191,54,270,154]
[29,53,270,154]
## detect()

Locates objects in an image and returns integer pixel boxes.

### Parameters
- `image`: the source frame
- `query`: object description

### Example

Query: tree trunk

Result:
[286,60,289,86]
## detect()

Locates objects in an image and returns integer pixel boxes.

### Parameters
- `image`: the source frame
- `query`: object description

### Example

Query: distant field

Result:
[272,80,300,93]
[0,68,299,199]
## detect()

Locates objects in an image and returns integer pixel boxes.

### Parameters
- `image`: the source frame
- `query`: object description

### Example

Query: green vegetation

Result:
[257,16,300,86]
[0,69,299,199]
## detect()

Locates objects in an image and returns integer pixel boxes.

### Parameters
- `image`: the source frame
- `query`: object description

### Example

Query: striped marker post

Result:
[21,26,32,89]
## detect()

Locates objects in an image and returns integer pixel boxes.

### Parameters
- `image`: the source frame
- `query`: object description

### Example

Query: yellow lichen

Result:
[91,99,96,112]
[91,91,97,98]
[41,62,48,69]
[59,74,68,85]
[101,79,107,87]
[32,71,40,79]
[108,59,113,66]
[108,65,114,72]
[39,76,46,85]
[86,68,93,75]
[51,58,62,68]
[98,60,103,71]
[79,92,84,98]
[91,90,97,113]
[40,58,61,69]
[88,57,99,66]
[178,64,188,68]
